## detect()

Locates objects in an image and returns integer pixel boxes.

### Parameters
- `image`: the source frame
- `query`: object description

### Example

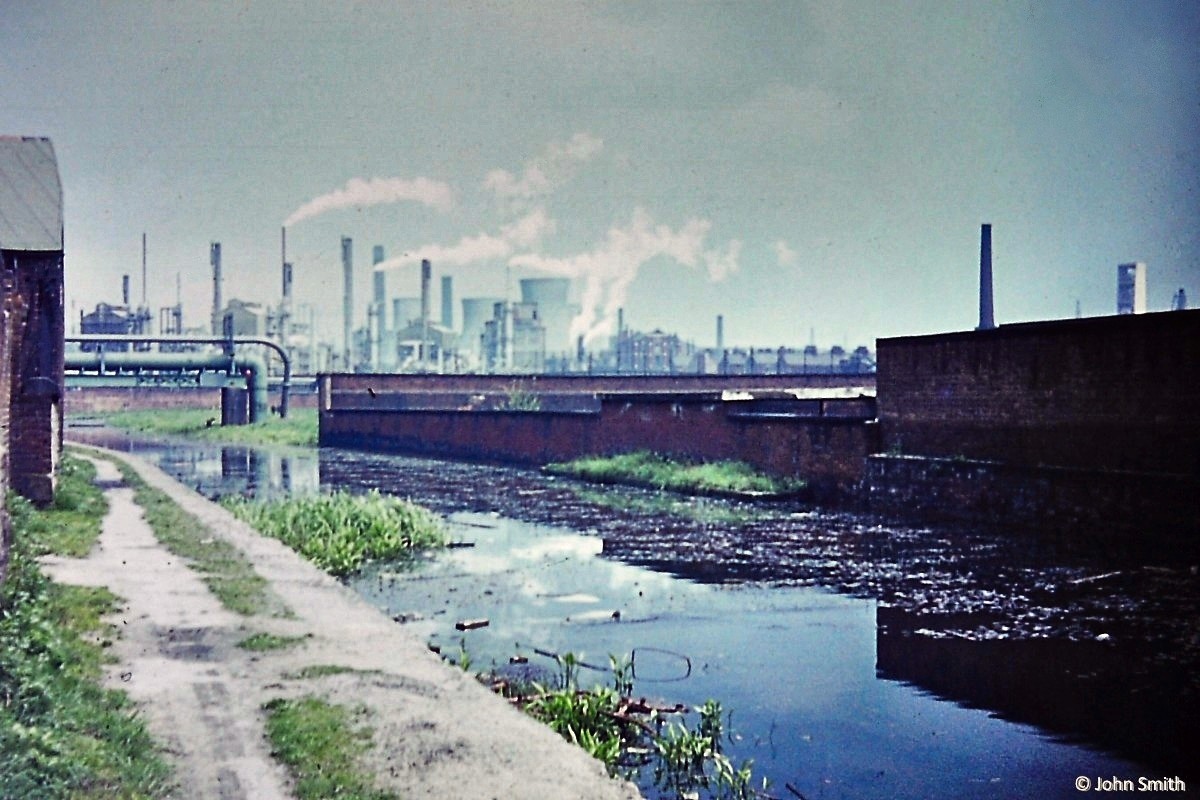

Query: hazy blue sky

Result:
[4,1,1197,351]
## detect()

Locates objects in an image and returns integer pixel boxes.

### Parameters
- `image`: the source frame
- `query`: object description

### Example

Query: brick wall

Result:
[321,389,877,497]
[876,310,1200,475]
[63,386,320,415]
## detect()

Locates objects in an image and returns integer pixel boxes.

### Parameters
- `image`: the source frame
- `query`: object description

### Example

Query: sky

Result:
[4,0,1198,352]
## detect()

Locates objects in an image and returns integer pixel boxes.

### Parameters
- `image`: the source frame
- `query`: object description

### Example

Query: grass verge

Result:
[1,461,172,798]
[102,457,290,617]
[99,407,318,448]
[545,451,806,498]
[263,696,396,800]
[221,490,446,577]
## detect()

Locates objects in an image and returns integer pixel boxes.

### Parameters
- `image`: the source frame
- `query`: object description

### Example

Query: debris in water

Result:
[455,618,489,631]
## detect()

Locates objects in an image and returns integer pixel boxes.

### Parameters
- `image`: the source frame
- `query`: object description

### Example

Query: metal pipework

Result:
[66,334,291,419]
[65,349,270,423]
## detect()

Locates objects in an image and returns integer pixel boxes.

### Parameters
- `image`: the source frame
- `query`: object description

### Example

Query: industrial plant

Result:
[72,228,879,384]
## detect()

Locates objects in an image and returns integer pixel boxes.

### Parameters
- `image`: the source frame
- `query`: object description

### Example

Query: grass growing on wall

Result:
[546,451,805,497]
[1,460,173,799]
[101,408,318,447]
[222,490,446,577]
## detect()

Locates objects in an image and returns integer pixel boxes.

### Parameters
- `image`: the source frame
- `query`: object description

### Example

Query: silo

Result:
[519,278,573,354]
[461,297,501,357]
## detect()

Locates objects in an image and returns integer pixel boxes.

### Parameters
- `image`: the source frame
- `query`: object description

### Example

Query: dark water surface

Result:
[70,427,1198,798]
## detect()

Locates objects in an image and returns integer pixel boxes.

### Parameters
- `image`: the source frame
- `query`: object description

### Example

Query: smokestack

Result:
[141,232,147,307]
[342,236,353,367]
[210,242,222,336]
[977,224,995,331]
[441,276,453,329]
[372,246,386,308]
[617,307,624,336]
[716,314,724,350]
[420,259,432,323]
[281,227,292,302]
[122,275,130,307]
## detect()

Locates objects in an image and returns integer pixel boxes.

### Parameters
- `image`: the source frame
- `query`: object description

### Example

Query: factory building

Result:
[481,301,546,372]
[461,297,502,363]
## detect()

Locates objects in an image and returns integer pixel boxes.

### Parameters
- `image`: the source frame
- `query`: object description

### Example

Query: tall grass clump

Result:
[547,451,804,497]
[1,478,172,798]
[222,490,445,577]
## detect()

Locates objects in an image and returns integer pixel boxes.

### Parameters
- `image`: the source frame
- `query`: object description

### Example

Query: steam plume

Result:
[508,208,741,345]
[284,176,454,226]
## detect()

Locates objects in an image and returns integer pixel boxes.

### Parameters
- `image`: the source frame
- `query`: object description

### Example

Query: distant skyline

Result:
[4,1,1197,351]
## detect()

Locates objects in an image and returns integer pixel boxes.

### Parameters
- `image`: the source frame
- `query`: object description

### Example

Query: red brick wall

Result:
[327,372,874,396]
[876,311,1200,475]
[321,393,876,496]
[63,386,319,414]
[7,251,65,504]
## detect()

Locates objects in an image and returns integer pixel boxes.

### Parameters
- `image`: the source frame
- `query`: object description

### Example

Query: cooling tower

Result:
[461,297,502,356]
[392,297,421,330]
[520,277,572,353]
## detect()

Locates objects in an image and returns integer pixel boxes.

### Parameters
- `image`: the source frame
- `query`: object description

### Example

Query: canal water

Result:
[69,428,1197,799]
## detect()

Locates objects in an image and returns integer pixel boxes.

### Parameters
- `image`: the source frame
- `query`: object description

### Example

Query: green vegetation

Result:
[499,383,542,411]
[286,664,368,680]
[572,486,770,526]
[263,696,396,800]
[1,463,172,798]
[236,631,311,651]
[101,407,318,447]
[222,490,446,577]
[495,652,763,800]
[106,458,290,617]
[10,457,108,557]
[546,451,805,497]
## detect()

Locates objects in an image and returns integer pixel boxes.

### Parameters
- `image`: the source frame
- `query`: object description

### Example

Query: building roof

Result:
[0,137,63,252]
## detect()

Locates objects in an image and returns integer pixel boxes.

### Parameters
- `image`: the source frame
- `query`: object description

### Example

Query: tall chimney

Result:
[371,246,386,370]
[420,259,432,323]
[122,275,130,307]
[341,236,353,367]
[441,275,453,329]
[141,232,147,307]
[977,224,995,331]
[281,227,292,302]
[716,314,724,350]
[210,242,222,336]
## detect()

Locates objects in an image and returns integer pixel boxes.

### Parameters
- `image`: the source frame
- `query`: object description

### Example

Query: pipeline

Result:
[66,334,290,418]
[65,349,270,423]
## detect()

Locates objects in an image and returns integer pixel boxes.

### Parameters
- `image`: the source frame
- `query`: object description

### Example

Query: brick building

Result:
[1,136,66,584]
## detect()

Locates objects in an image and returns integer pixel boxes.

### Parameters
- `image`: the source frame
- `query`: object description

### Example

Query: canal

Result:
[69,427,1198,798]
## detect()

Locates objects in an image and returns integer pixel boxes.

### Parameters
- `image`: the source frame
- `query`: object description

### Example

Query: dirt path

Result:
[41,448,641,800]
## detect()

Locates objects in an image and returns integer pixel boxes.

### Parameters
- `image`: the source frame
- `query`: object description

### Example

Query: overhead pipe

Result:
[66,334,291,418]
[65,349,270,423]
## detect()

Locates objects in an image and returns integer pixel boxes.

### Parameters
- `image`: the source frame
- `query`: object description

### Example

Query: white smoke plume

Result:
[484,132,604,204]
[373,208,555,272]
[508,207,741,345]
[283,176,455,227]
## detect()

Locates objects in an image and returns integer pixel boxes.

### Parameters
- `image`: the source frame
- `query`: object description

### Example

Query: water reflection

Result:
[65,425,1198,792]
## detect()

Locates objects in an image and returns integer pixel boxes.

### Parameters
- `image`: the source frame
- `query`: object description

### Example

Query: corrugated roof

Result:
[0,136,63,251]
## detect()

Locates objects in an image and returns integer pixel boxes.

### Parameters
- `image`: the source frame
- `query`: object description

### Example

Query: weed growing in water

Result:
[482,650,764,799]
[547,451,805,497]
[222,490,445,577]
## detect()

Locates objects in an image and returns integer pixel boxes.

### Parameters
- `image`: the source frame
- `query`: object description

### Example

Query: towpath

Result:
[40,447,641,800]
